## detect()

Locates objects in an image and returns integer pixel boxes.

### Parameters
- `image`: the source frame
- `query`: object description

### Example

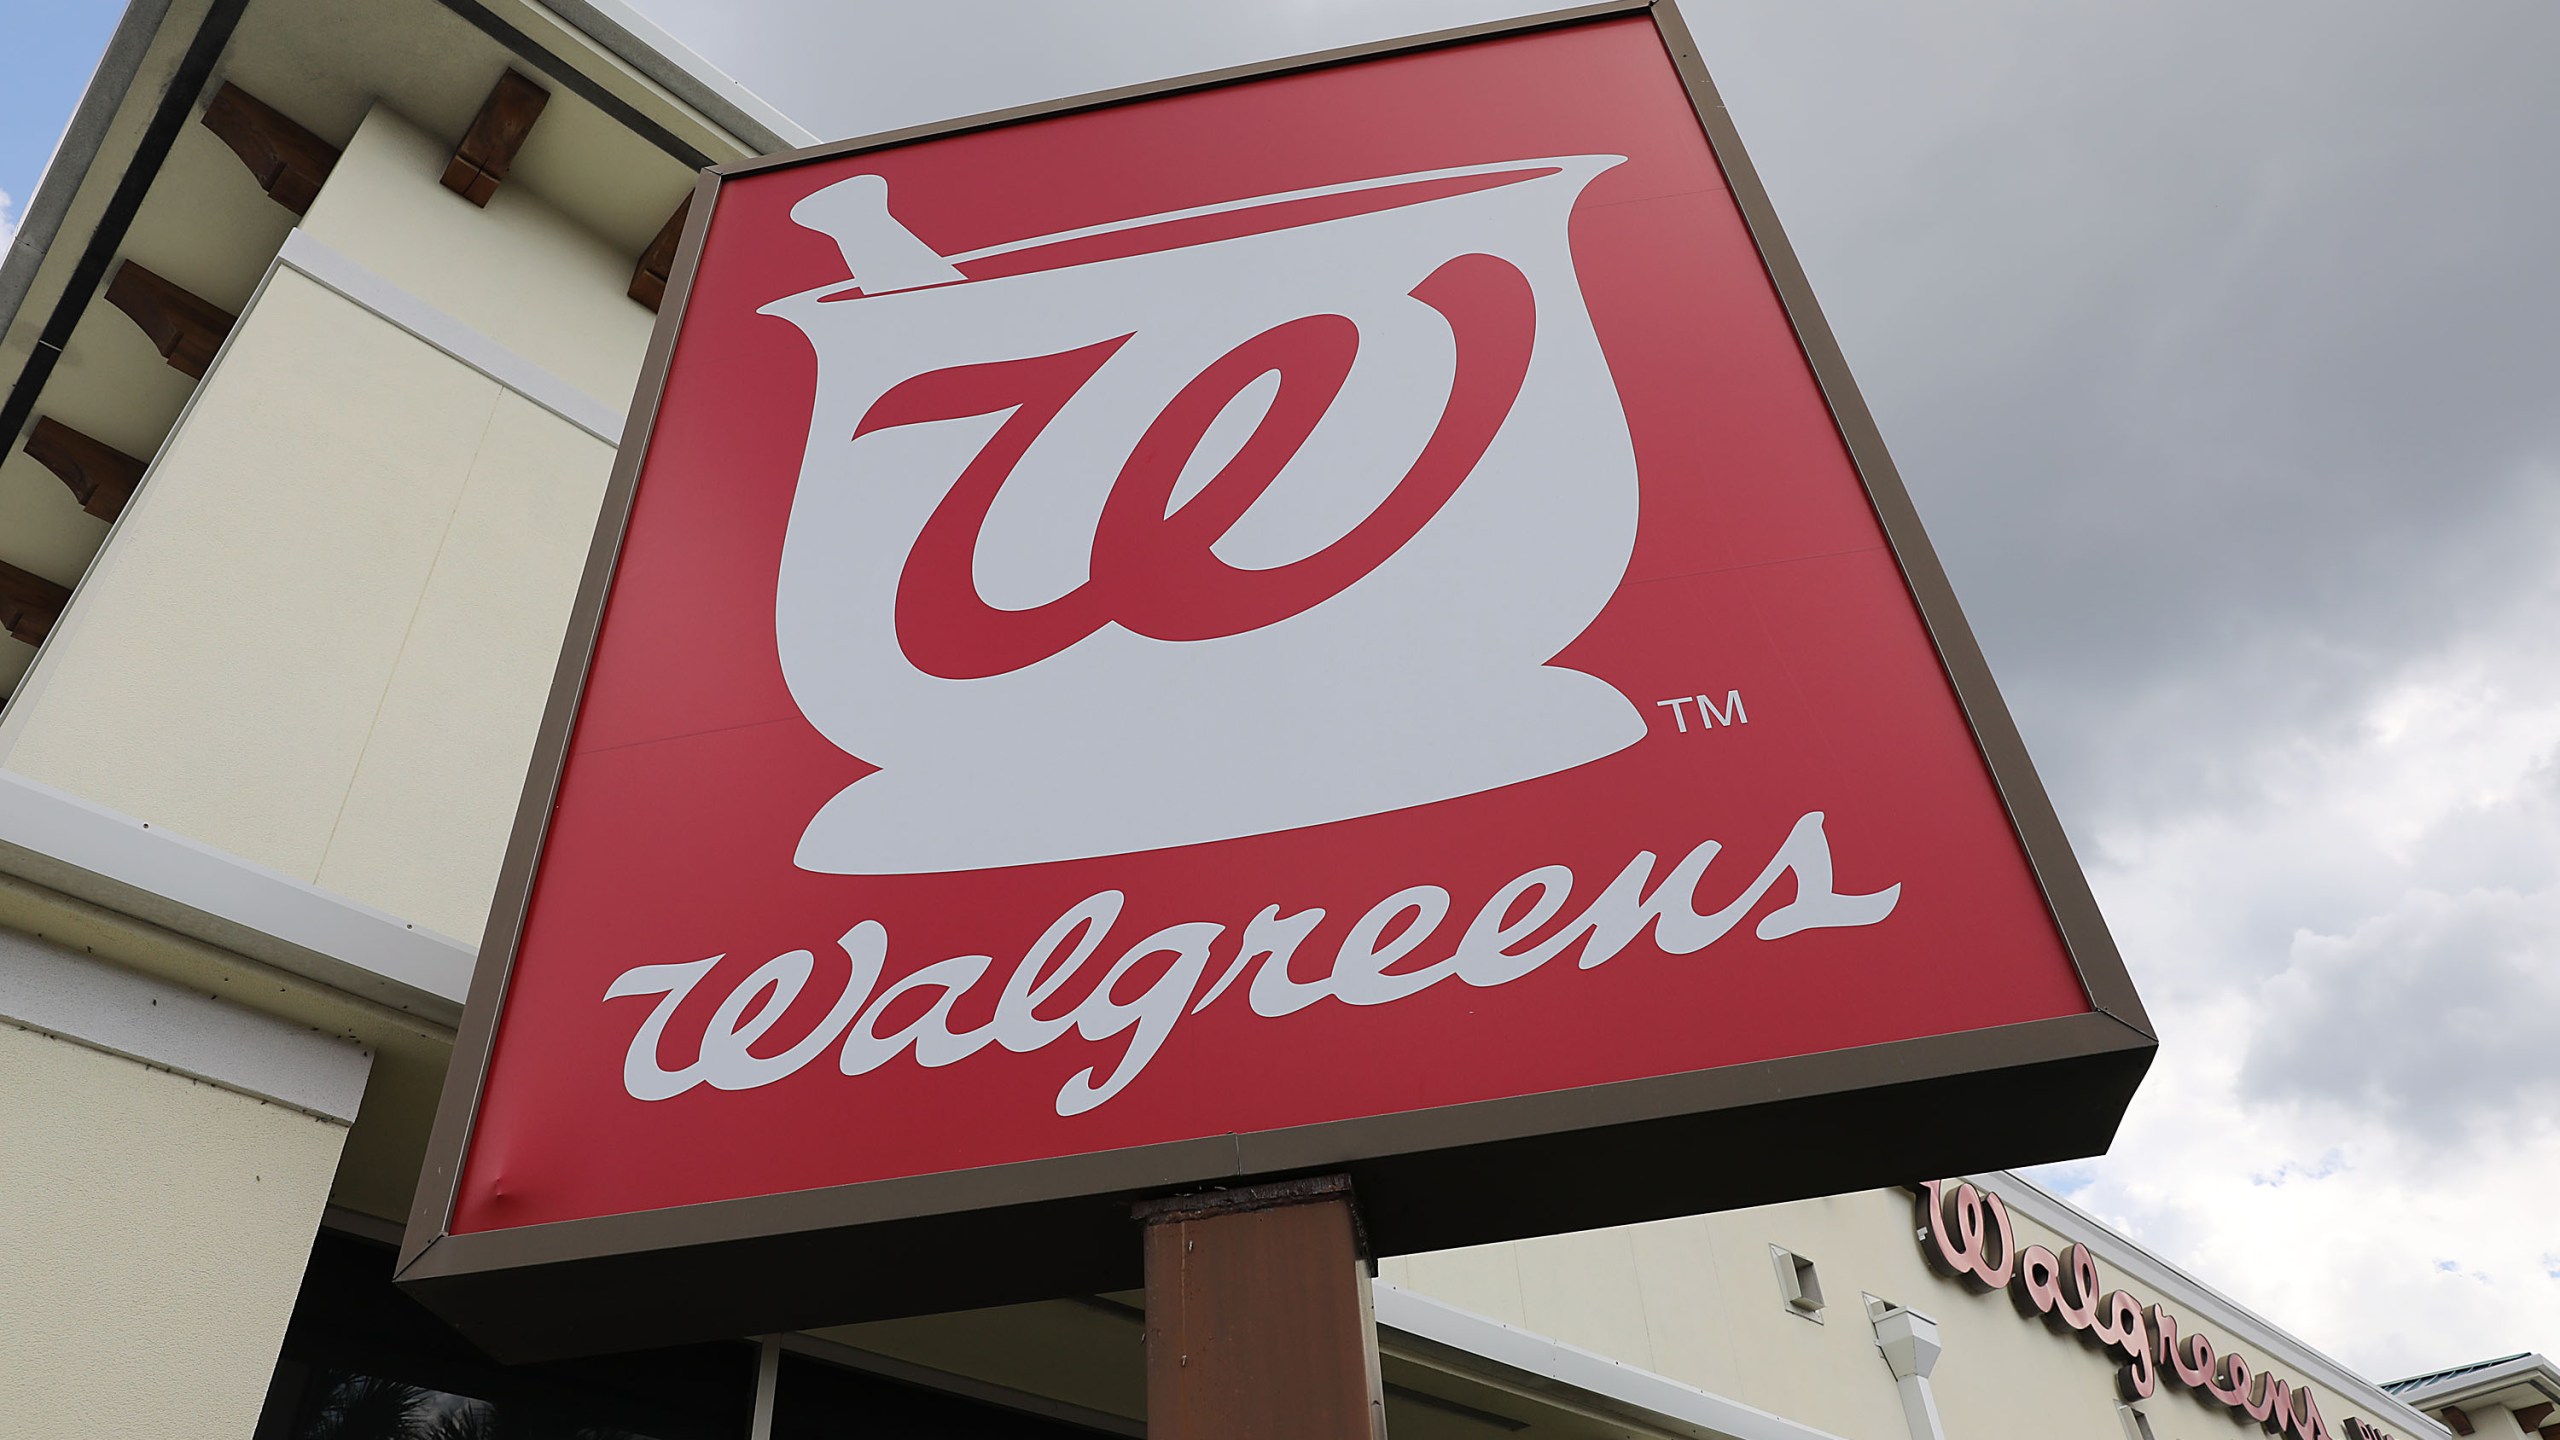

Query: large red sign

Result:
[404,4,2149,1356]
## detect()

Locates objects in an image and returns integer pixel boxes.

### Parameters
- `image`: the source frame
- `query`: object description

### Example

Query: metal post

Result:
[1137,1174,1387,1440]
[747,1335,781,1440]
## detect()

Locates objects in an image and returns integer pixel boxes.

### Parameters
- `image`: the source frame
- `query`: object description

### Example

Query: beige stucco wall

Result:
[0,1022,350,1439]
[1388,1193,1920,1440]
[300,104,658,414]
[309,387,613,934]
[0,106,629,942]
[1385,1184,2416,1440]
[2455,1404,2535,1440]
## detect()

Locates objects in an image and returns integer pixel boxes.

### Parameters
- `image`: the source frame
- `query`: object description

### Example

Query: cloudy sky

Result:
[7,0,2556,1386]
[609,0,2560,1379]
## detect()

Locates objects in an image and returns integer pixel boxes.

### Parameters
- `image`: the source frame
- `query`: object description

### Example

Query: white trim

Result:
[1977,1173,2445,1436]
[0,768,473,1023]
[274,228,626,443]
[0,925,373,1120]
[1374,1283,1848,1440]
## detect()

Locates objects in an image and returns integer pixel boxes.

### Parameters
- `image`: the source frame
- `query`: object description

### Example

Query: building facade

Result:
[0,1,2487,1436]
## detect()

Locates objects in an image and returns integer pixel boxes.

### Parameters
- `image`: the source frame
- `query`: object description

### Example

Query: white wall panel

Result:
[317,390,613,940]
[300,104,657,415]
[0,1022,351,1439]
[4,97,646,943]
[1,269,498,882]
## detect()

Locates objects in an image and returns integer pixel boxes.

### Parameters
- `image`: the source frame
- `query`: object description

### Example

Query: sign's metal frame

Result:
[398,0,2154,1360]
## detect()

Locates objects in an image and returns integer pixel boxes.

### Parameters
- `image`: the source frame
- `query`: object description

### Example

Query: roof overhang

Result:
[2389,1353,2560,1422]
[1,0,813,428]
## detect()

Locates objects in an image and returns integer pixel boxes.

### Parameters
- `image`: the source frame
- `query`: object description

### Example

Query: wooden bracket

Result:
[0,561,72,647]
[630,196,691,311]
[103,262,236,379]
[442,70,550,207]
[199,83,340,214]
[24,418,145,522]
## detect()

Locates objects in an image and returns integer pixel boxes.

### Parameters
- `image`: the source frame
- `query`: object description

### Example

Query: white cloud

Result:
[2039,513,2560,1377]
[1,187,18,250]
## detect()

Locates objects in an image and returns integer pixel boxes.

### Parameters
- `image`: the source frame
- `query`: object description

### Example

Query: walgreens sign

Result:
[1917,1180,2406,1440]
[402,3,2151,1357]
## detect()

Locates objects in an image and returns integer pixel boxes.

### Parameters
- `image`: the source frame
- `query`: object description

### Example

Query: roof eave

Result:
[0,0,816,368]
[2388,1354,2560,1415]
[0,0,180,366]
[538,0,818,155]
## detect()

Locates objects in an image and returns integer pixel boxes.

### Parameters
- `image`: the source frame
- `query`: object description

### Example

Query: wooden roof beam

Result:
[24,418,145,522]
[0,560,72,647]
[630,196,689,311]
[199,82,339,215]
[442,70,550,207]
[103,262,236,379]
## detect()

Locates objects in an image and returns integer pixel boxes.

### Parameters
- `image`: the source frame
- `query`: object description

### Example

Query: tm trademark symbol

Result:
[1655,690,1747,734]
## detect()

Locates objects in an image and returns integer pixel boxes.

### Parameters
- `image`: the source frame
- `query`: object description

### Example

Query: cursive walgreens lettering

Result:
[1916,1180,2402,1440]
[605,811,1900,1116]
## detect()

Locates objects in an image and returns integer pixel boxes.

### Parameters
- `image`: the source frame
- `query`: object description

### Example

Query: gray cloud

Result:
[2240,747,2560,1146]
[1686,1,2560,832]
[2243,879,2560,1146]
[647,0,1523,134]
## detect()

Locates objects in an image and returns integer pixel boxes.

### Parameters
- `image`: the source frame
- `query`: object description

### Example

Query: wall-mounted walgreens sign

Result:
[400,1,2153,1358]
[1917,1181,2403,1440]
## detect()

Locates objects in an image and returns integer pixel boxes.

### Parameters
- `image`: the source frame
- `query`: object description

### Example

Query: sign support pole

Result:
[1136,1174,1387,1440]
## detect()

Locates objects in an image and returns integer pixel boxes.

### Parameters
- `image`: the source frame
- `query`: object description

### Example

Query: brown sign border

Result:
[398,0,2154,1361]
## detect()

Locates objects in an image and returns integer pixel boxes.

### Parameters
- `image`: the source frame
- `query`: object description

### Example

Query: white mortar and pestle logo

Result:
[760,155,1647,875]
